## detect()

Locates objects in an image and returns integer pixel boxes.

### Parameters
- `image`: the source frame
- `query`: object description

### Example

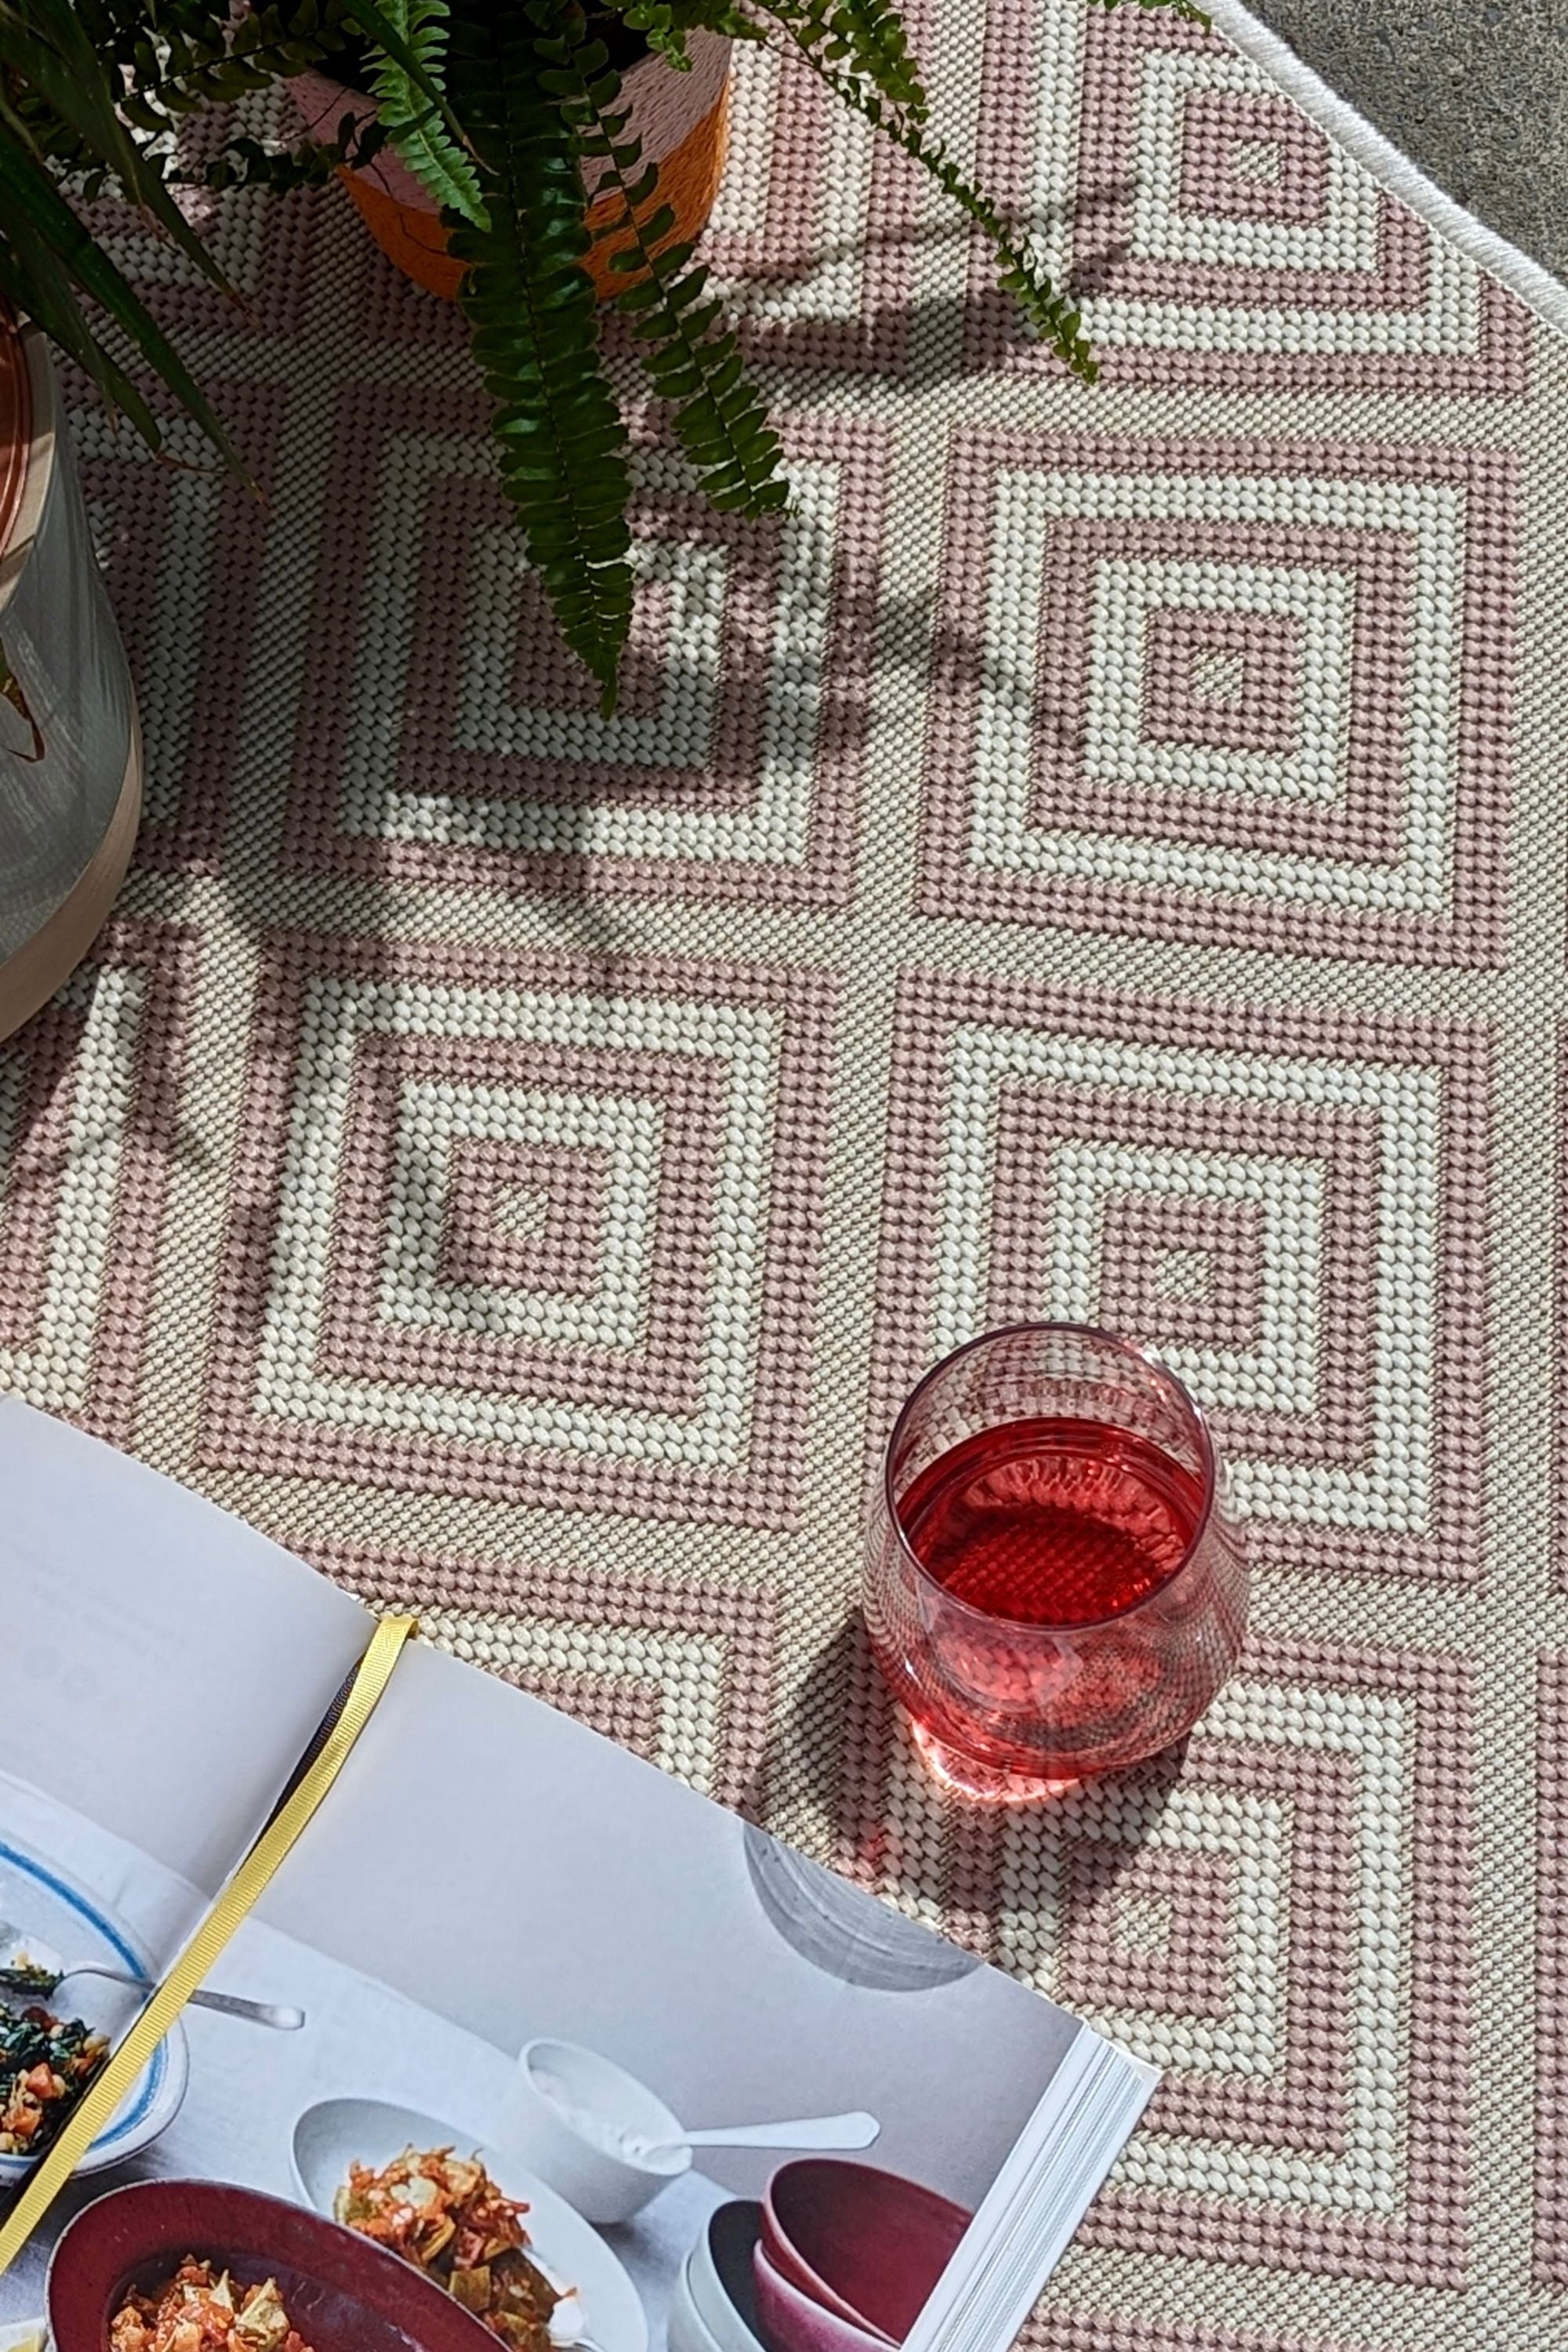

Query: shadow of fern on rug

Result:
[197,931,839,1527]
[0,922,200,1446]
[966,0,1531,392]
[281,384,889,912]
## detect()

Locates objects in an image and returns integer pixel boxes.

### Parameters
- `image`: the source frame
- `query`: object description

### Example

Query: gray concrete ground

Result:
[1250,0,1568,284]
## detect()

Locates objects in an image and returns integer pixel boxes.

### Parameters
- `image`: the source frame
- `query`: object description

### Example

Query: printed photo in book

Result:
[0,1400,1156,2352]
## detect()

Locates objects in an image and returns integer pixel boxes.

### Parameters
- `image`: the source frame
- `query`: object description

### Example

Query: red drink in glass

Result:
[864,1325,1247,1799]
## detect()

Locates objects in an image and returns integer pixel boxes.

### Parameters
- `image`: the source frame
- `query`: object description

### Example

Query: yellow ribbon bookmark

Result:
[0,1613,415,2274]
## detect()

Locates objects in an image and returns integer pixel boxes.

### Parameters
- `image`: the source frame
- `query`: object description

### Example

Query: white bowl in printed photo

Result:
[0,1835,189,2186]
[671,2201,767,2352]
[290,2093,648,2352]
[667,2253,735,2352]
[507,2038,691,2224]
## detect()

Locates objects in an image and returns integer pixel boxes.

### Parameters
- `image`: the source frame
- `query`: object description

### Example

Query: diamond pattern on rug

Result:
[872,973,1490,1577]
[200,933,837,1525]
[1178,89,1330,224]
[920,431,1515,962]
[285,389,887,907]
[836,1628,1471,2285]
[437,1138,612,1297]
[1065,1642,1472,2285]
[0,6,1554,2339]
[702,27,926,372]
[73,386,282,873]
[967,0,1530,391]
[0,921,196,1443]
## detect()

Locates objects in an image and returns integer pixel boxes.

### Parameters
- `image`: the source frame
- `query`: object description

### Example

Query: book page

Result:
[203,1640,1136,2352]
[0,1406,376,2316]
[0,1436,1150,2352]
[260,1642,1082,2207]
[0,1399,371,1905]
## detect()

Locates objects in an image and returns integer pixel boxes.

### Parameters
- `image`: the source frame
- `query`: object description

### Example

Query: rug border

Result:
[1209,0,1568,341]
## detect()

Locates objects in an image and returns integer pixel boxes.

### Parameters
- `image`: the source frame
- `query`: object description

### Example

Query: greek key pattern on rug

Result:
[2,3,1563,2346]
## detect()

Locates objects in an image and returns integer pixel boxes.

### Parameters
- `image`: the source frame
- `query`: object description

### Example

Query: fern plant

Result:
[0,0,1204,710]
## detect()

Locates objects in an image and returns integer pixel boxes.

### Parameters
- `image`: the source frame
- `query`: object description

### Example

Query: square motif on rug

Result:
[285,388,887,909]
[870,972,1490,1579]
[919,432,1514,964]
[833,1629,1470,2286]
[966,0,1530,392]
[200,934,837,1525]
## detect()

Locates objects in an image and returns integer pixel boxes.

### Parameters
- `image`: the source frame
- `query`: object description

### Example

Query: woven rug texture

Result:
[3,3,1564,2345]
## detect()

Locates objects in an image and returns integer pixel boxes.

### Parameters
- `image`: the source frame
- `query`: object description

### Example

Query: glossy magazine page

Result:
[250,1641,1156,2352]
[0,1394,372,2248]
[0,1397,372,1902]
[0,1405,1156,2352]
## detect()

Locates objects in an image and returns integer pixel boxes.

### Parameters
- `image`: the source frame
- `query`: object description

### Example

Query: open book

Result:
[0,1398,1155,2352]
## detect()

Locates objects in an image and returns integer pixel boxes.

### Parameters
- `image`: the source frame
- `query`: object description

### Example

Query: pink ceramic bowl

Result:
[760,2158,972,2343]
[752,2241,890,2352]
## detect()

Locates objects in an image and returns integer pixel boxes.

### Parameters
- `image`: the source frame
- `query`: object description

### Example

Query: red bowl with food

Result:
[48,2179,499,2352]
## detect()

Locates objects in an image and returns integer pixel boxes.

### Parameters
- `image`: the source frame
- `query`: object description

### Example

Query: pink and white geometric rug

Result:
[5,2,1566,2343]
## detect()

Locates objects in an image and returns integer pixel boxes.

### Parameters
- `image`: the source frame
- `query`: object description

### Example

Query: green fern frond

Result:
[750,0,1095,377]
[446,0,634,711]
[614,237,788,514]
[0,0,250,470]
[611,2,692,67]
[607,0,766,63]
[115,5,353,131]
[533,5,786,518]
[771,0,927,118]
[0,0,232,269]
[194,116,390,195]
[363,0,486,223]
[1091,0,1211,24]
[834,0,927,115]
[0,132,249,469]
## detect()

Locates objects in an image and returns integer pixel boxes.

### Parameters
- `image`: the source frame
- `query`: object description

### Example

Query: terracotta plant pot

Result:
[0,322,140,1044]
[289,31,732,302]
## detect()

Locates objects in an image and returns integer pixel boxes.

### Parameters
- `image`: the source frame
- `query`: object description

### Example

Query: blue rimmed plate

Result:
[0,1835,188,2183]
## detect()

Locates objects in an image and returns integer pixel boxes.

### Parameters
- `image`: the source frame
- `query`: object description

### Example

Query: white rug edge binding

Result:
[1207,0,1568,342]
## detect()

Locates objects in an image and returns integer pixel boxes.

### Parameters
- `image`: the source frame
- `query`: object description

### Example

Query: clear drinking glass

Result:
[863,1323,1248,1800]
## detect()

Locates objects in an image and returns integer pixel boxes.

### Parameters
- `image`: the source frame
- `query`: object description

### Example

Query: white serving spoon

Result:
[636,2108,880,2160]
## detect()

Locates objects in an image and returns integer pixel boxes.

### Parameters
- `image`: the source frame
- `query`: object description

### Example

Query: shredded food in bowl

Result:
[336,2146,562,2351]
[109,2258,315,2352]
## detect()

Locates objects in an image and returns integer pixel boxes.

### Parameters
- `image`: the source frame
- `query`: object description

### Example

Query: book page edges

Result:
[904,2027,1159,2352]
